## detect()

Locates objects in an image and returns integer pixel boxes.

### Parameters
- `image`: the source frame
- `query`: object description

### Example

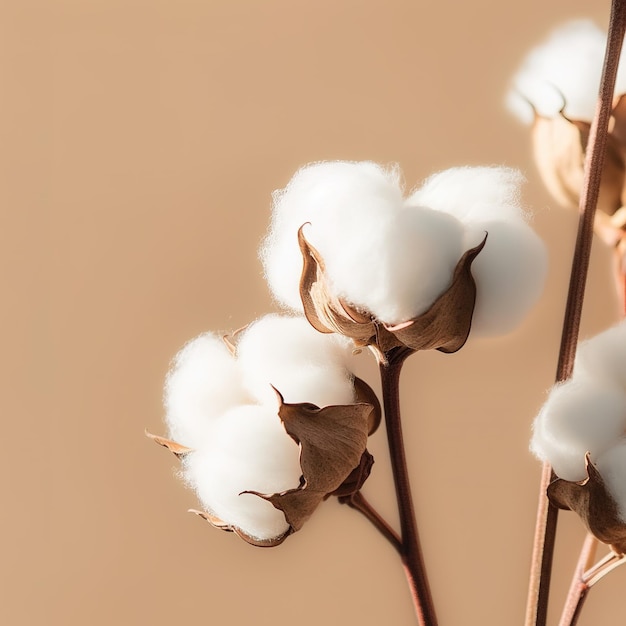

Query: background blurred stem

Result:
[525,1,626,625]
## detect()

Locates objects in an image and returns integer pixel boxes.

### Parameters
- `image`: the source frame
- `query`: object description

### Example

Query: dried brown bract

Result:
[298,226,486,361]
[548,453,626,555]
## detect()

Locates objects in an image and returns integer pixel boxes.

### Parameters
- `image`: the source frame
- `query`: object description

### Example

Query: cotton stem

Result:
[380,347,437,626]
[525,2,626,625]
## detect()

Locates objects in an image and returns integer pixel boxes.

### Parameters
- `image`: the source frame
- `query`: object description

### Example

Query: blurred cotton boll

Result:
[262,161,546,337]
[507,20,623,123]
[532,320,626,520]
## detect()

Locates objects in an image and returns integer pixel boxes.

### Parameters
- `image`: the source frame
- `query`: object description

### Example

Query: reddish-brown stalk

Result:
[525,2,626,625]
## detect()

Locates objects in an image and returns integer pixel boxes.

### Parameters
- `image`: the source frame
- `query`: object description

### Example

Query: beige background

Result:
[3,0,624,624]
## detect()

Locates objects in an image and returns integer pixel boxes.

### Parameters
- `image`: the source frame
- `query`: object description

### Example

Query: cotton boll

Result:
[575,320,626,388]
[467,220,547,335]
[508,20,608,123]
[184,405,302,541]
[408,167,529,226]
[596,441,626,522]
[261,161,404,312]
[531,379,626,482]
[164,333,248,448]
[319,205,465,325]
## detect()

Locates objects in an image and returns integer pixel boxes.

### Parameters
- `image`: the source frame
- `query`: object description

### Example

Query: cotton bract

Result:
[162,314,359,542]
[531,320,626,521]
[261,161,546,337]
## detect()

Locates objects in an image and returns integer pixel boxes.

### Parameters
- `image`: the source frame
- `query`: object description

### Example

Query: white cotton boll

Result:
[261,161,404,312]
[575,320,626,388]
[236,314,356,407]
[597,442,626,522]
[408,166,529,225]
[164,333,248,448]
[184,405,302,541]
[316,205,465,324]
[531,379,626,482]
[466,220,547,335]
[508,20,608,123]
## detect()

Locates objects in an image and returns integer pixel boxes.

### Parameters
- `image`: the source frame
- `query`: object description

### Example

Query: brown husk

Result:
[298,226,486,358]
[547,454,626,555]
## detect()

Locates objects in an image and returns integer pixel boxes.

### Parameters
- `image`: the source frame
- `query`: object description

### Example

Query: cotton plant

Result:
[509,19,626,306]
[149,1,626,625]
[532,321,626,552]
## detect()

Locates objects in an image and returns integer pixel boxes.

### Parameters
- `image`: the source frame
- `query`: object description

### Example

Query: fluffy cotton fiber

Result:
[163,314,359,540]
[261,161,546,335]
[531,320,626,520]
[508,20,626,124]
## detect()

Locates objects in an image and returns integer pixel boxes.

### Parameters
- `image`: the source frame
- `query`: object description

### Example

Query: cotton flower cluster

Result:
[163,314,360,543]
[532,320,626,521]
[261,161,546,338]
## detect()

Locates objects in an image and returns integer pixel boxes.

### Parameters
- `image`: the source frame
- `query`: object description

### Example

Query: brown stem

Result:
[340,491,402,555]
[525,2,626,625]
[381,347,437,626]
[558,534,598,626]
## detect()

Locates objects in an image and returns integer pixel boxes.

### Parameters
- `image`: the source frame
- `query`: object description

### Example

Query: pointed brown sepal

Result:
[189,509,290,548]
[298,226,385,348]
[249,389,372,533]
[326,449,374,499]
[145,431,193,460]
[384,235,487,353]
[353,376,382,435]
[547,454,626,555]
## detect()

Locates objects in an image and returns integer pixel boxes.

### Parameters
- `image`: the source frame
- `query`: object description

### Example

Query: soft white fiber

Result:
[575,322,626,388]
[163,314,361,539]
[236,314,356,407]
[164,333,248,448]
[408,167,547,334]
[532,320,626,509]
[531,378,626,481]
[508,20,626,124]
[262,161,545,333]
[183,405,302,541]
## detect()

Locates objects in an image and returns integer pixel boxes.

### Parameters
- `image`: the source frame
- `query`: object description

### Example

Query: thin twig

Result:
[381,347,437,626]
[525,2,626,625]
[558,534,598,626]
[339,491,402,555]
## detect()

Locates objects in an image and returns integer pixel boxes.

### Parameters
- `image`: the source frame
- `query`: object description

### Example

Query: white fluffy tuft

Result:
[164,333,248,448]
[508,20,626,124]
[408,166,547,334]
[575,321,626,388]
[183,405,301,541]
[236,314,356,407]
[531,379,626,481]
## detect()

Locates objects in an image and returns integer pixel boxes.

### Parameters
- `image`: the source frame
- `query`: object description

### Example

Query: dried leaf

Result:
[548,454,626,555]
[145,431,193,459]
[189,509,290,548]
[353,376,382,435]
[384,235,486,354]
[248,390,373,532]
